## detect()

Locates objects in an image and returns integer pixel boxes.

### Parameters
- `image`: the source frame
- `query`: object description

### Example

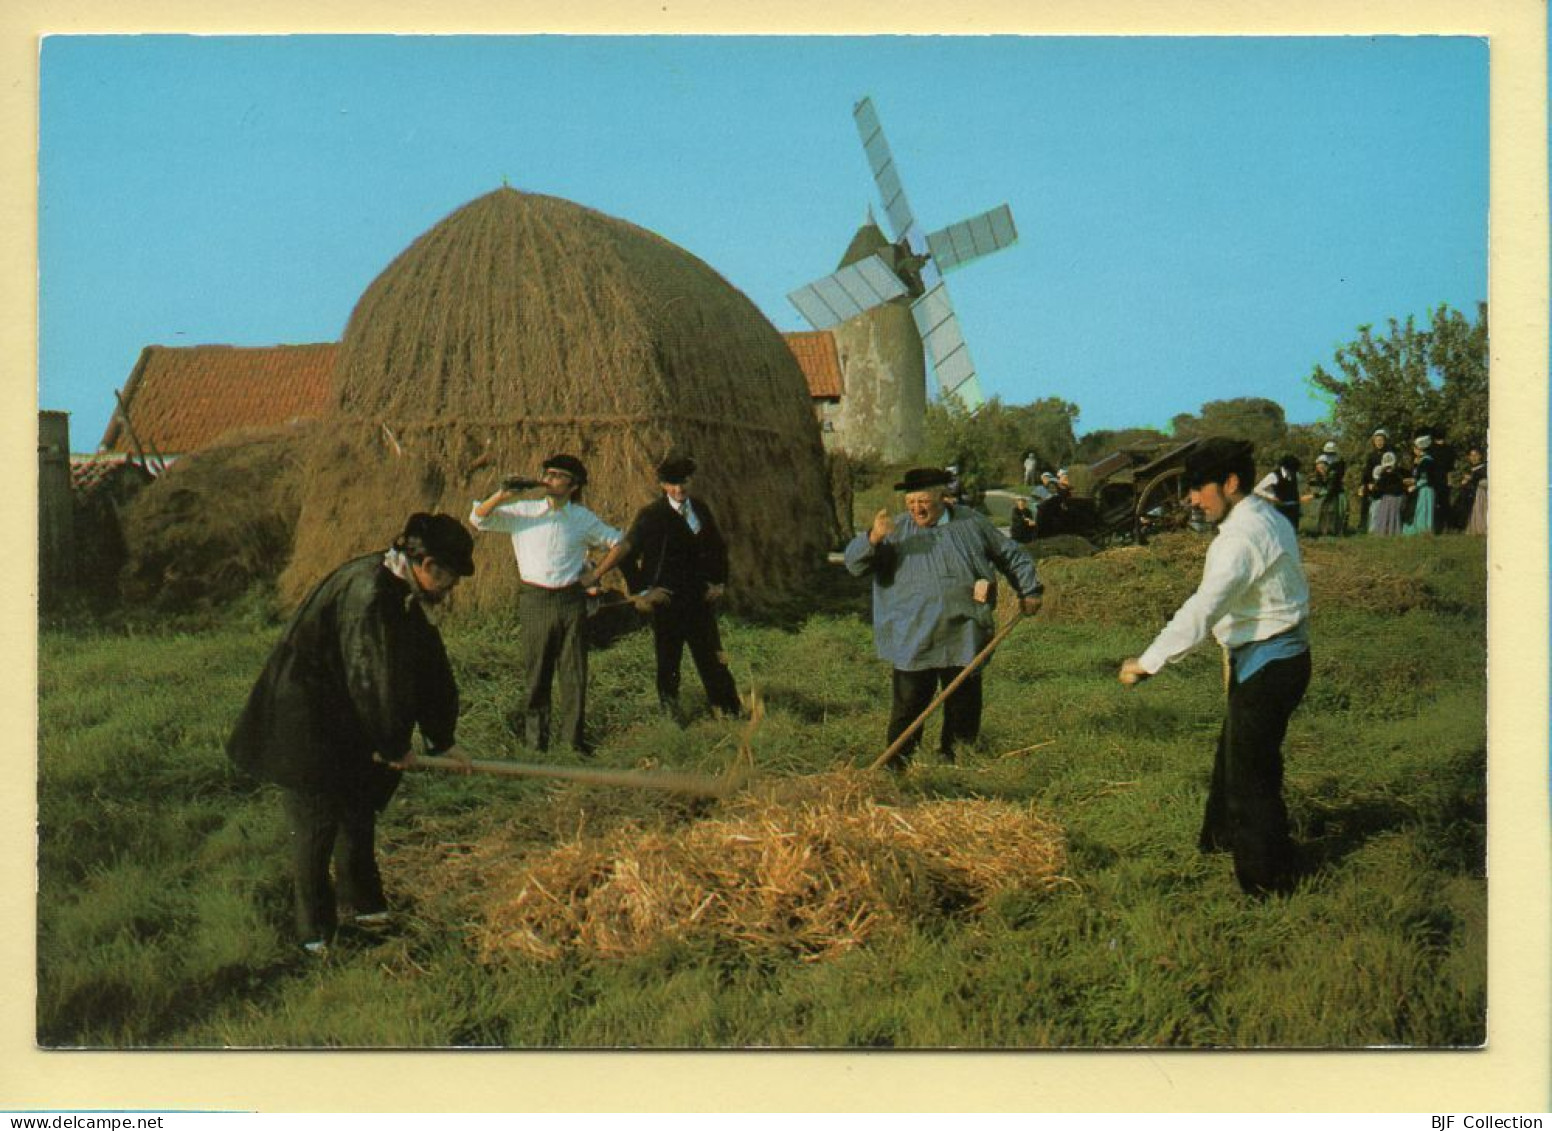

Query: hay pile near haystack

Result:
[469,772,1068,963]
[1026,533,1098,561]
[1037,530,1457,624]
[120,424,313,608]
[282,188,834,613]
[1036,533,1204,625]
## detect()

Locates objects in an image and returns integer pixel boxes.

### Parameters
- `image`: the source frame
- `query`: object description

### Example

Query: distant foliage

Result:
[1170,397,1289,452]
[1308,302,1488,452]
[1071,427,1169,465]
[923,395,1081,487]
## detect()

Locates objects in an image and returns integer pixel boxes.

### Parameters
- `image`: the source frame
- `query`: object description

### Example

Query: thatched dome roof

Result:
[283,188,834,613]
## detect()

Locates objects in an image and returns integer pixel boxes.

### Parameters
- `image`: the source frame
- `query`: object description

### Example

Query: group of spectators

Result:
[1010,456,1075,543]
[1256,430,1487,539]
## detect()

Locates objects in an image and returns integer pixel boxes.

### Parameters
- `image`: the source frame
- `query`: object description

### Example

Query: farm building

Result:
[98,342,337,460]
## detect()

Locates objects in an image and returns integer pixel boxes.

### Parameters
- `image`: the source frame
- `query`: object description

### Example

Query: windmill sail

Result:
[853,97,916,243]
[926,204,1018,273]
[911,281,985,411]
[786,253,910,330]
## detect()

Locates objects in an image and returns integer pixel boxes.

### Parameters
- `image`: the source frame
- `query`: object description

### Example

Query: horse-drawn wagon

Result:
[1041,437,1206,546]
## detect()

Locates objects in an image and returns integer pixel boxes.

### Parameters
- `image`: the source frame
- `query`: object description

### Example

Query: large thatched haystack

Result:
[283,188,834,612]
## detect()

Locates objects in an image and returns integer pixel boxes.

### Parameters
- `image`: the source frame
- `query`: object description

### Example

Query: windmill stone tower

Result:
[827,217,927,462]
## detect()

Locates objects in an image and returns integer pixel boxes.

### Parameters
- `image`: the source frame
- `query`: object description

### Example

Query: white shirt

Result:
[1137,494,1309,674]
[1254,469,1299,504]
[469,498,621,588]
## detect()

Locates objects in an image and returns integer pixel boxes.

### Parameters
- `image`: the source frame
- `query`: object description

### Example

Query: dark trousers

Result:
[886,666,984,766]
[280,787,386,943]
[652,598,740,715]
[1200,649,1312,895]
[520,584,588,752]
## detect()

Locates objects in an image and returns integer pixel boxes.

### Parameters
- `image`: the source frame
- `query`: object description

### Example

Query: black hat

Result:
[542,453,588,485]
[656,455,697,484]
[893,467,954,492]
[1183,438,1256,490]
[397,513,476,577]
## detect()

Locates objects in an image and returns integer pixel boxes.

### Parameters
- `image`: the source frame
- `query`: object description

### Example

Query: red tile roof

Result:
[69,453,153,498]
[101,343,337,455]
[783,331,844,400]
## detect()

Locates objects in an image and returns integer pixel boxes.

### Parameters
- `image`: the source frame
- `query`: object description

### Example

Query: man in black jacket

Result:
[227,512,474,955]
[587,455,741,721]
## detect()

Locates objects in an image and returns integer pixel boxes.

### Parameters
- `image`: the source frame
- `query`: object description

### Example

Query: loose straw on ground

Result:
[467,771,1069,963]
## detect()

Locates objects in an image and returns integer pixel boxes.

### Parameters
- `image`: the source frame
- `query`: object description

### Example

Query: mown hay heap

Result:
[470,772,1069,963]
[1036,530,1465,625]
[120,424,313,608]
[282,187,834,612]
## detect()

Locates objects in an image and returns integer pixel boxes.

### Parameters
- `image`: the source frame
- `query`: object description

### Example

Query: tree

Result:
[922,395,1082,488]
[1308,302,1488,453]
[1014,397,1082,471]
[1171,397,1289,452]
[1072,427,1169,464]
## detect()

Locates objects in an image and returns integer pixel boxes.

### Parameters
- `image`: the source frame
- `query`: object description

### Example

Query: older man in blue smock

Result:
[845,467,1044,769]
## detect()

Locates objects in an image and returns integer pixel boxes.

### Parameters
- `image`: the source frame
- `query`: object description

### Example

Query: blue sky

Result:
[39,34,1487,449]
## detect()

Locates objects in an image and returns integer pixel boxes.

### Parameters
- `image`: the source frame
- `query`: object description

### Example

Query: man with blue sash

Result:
[1120,439,1311,896]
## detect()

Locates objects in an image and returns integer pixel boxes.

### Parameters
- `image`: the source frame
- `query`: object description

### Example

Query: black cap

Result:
[1183,438,1256,490]
[657,455,697,484]
[397,513,476,577]
[893,467,954,492]
[542,453,588,485]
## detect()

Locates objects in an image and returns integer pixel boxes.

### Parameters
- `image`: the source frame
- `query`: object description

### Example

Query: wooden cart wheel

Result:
[1134,466,1196,543]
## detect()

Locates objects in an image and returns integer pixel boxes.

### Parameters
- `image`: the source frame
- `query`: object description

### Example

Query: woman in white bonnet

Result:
[1403,434,1441,536]
[1369,450,1406,536]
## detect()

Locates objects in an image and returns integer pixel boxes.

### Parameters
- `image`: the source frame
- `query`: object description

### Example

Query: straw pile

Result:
[119,424,312,608]
[282,188,834,613]
[469,772,1068,963]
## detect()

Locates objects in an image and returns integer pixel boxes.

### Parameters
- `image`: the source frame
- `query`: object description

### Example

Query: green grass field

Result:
[36,532,1486,1048]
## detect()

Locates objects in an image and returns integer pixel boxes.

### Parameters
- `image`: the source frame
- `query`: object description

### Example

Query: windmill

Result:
[787,96,1019,415]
